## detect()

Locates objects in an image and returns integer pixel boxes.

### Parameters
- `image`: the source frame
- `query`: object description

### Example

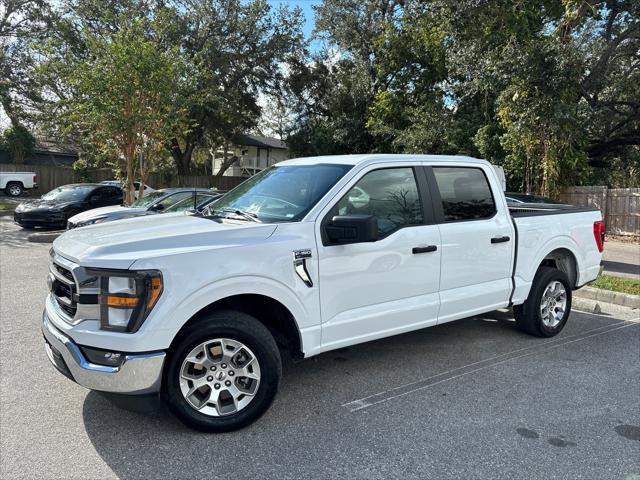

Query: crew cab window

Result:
[433,167,495,221]
[336,167,423,237]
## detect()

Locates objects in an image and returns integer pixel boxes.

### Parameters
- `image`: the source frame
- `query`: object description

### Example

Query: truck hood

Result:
[53,213,277,269]
[68,205,144,224]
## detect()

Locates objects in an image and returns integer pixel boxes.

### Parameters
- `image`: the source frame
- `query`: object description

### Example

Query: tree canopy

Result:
[1,0,638,193]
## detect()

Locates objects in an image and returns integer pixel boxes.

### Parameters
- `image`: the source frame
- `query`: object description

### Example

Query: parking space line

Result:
[342,321,638,413]
[342,320,628,408]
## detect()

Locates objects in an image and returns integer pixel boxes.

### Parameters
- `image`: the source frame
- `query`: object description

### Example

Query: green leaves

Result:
[0,125,36,164]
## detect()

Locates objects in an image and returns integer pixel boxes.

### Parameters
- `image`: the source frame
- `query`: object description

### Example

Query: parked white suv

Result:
[100,180,155,199]
[0,171,37,196]
[42,155,604,432]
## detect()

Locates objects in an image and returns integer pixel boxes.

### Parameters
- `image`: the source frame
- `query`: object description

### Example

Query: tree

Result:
[1,124,36,163]
[163,0,305,174]
[0,0,56,129]
[60,17,183,203]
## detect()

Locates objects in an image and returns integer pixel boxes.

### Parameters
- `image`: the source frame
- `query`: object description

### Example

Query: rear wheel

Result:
[164,310,281,432]
[514,267,572,337]
[5,182,23,197]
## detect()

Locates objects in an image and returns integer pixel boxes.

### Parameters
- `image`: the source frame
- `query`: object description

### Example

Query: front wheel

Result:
[164,310,282,432]
[514,267,572,337]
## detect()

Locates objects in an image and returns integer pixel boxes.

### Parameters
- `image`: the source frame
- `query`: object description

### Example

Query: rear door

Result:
[316,163,442,350]
[426,165,514,323]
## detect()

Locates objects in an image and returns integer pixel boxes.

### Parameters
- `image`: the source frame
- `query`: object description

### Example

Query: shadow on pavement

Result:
[0,217,60,249]
[80,314,545,479]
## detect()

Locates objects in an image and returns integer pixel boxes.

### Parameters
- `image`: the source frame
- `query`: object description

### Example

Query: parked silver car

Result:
[66,188,215,229]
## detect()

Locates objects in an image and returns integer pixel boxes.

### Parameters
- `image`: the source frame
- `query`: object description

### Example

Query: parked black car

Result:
[13,183,123,229]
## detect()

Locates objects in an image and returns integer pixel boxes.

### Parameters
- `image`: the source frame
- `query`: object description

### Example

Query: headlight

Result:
[85,268,163,332]
[78,217,107,227]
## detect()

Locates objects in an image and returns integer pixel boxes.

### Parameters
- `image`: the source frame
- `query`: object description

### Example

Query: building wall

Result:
[212,144,289,177]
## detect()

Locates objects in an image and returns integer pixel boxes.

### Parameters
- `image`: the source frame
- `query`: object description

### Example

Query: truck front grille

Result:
[50,262,78,319]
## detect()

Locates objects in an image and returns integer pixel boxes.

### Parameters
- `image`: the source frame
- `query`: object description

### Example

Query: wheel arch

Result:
[170,292,304,360]
[5,180,24,192]
[540,247,579,288]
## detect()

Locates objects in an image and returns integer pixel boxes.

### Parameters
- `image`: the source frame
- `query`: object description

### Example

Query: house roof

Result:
[34,138,78,157]
[233,134,288,150]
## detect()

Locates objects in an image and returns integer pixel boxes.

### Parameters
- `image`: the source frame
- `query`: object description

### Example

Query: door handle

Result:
[412,245,438,254]
[491,236,511,244]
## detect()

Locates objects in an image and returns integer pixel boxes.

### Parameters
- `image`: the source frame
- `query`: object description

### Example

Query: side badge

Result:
[293,249,313,288]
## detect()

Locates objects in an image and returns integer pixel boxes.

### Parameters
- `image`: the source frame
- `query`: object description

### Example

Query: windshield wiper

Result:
[208,207,262,223]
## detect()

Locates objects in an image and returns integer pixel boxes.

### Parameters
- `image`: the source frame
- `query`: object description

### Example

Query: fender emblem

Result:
[293,249,313,287]
[293,249,312,260]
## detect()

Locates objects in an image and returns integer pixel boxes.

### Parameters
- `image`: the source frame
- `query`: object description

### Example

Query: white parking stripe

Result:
[343,321,638,412]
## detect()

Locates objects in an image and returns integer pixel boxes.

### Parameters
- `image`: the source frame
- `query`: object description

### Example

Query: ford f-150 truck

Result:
[42,155,604,432]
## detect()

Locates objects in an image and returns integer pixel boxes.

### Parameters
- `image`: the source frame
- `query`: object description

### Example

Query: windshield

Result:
[165,193,216,212]
[206,164,352,222]
[42,185,96,202]
[130,190,169,208]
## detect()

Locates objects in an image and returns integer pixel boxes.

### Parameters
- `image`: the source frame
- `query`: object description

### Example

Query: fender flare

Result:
[155,275,310,340]
[527,236,582,285]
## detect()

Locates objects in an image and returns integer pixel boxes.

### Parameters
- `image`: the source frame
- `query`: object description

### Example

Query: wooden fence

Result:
[558,186,640,236]
[0,163,246,194]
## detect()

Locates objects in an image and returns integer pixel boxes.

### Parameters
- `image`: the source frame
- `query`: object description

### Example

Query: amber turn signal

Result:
[106,295,139,308]
[146,276,162,310]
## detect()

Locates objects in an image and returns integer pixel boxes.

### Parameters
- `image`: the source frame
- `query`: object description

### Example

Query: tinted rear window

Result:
[433,167,496,221]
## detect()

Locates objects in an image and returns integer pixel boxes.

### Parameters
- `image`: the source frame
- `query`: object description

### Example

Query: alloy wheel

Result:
[540,280,567,328]
[179,338,261,416]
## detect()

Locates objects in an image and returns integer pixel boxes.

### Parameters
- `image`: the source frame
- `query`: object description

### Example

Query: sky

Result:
[268,0,322,50]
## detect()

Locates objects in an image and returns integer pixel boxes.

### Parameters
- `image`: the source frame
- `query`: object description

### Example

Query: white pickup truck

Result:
[42,155,604,432]
[0,171,37,196]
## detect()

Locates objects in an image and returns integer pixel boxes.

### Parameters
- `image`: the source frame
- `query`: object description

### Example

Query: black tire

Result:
[164,310,282,432]
[514,266,572,337]
[5,182,23,197]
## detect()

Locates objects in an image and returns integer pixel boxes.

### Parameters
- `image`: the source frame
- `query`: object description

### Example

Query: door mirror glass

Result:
[325,214,378,245]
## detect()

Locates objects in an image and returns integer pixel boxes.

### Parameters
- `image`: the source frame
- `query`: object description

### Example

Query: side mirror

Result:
[150,203,164,211]
[325,214,378,245]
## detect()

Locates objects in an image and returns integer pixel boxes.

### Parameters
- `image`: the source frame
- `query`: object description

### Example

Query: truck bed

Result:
[508,204,603,305]
[509,204,600,217]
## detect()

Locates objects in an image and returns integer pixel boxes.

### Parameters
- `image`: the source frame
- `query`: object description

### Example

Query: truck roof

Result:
[278,154,488,167]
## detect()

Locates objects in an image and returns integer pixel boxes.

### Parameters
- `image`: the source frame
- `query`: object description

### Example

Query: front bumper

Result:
[14,211,66,228]
[42,310,166,394]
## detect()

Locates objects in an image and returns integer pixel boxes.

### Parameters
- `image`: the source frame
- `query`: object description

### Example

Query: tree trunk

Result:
[169,138,195,175]
[124,143,136,205]
[215,153,240,178]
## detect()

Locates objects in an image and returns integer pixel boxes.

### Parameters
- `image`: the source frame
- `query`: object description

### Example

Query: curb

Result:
[574,286,639,309]
[0,210,15,217]
[27,231,64,243]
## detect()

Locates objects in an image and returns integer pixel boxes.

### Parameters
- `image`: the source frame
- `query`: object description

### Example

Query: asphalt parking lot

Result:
[1,216,639,480]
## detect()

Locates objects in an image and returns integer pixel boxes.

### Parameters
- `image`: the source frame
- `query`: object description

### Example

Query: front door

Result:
[316,165,441,351]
